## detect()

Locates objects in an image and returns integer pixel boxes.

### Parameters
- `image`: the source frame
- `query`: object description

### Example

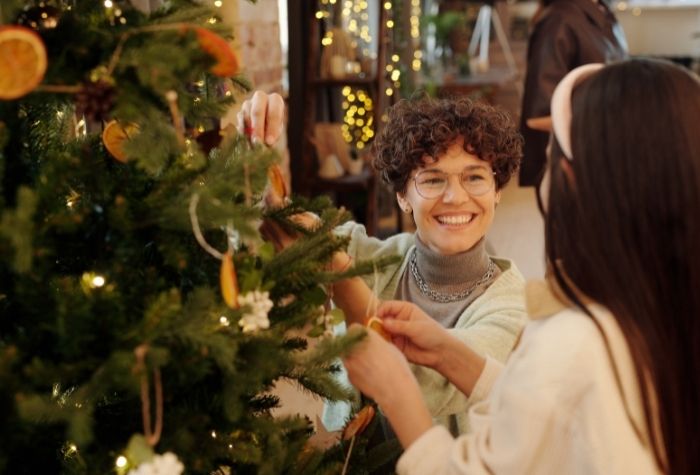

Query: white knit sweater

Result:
[396,281,661,475]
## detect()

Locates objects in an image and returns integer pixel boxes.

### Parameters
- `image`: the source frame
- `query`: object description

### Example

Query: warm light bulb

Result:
[104,0,113,8]
[116,456,127,468]
[92,276,106,288]
[220,316,230,326]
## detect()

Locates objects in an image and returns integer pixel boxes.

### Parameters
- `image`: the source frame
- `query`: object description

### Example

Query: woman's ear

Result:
[396,193,412,214]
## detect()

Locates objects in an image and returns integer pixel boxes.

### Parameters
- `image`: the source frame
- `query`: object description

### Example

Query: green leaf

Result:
[125,434,155,467]
[240,268,263,293]
[328,308,345,326]
[259,241,275,262]
[301,286,327,307]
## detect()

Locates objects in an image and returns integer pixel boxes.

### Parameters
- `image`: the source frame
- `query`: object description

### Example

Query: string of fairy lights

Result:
[315,0,422,151]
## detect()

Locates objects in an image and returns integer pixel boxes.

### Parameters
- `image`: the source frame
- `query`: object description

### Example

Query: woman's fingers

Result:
[265,93,285,145]
[236,92,285,146]
[343,326,412,402]
[376,300,415,321]
[236,99,251,135]
[249,91,269,144]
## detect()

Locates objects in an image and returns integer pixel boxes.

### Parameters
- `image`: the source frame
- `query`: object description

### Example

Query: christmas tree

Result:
[0,1,394,473]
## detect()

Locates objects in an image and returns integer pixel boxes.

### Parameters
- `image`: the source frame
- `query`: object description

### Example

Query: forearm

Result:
[379,375,434,449]
[329,251,377,325]
[434,335,486,398]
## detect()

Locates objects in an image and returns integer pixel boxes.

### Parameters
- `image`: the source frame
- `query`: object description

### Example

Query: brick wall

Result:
[221,0,291,189]
[224,0,284,94]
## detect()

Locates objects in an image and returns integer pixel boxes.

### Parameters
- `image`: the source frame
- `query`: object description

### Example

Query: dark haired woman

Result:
[343,58,700,474]
[238,94,527,434]
[519,0,627,186]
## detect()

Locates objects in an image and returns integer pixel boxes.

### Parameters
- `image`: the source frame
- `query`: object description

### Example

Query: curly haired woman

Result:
[240,94,527,435]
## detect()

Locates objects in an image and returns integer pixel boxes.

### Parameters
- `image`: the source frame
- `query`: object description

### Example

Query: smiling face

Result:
[397,138,501,255]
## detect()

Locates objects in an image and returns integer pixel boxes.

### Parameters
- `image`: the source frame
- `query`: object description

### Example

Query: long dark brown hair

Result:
[545,58,700,474]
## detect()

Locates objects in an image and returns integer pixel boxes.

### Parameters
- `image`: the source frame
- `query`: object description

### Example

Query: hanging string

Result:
[189,193,224,260]
[364,263,380,320]
[134,344,163,447]
[341,435,356,475]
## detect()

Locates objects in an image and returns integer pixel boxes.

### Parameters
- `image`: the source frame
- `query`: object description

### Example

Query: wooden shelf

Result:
[312,166,374,192]
[299,2,390,236]
[311,76,378,87]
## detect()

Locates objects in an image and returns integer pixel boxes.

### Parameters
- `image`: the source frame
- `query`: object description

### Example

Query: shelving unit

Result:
[297,1,391,236]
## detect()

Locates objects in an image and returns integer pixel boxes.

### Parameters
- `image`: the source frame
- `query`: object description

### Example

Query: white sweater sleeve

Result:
[396,310,660,475]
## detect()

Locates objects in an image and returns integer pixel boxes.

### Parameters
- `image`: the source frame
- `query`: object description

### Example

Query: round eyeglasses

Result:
[411,168,496,199]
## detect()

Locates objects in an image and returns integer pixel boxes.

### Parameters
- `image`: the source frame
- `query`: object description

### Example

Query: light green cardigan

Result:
[323,222,527,434]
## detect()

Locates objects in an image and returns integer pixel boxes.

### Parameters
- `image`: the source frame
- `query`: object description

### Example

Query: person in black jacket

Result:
[519,0,627,186]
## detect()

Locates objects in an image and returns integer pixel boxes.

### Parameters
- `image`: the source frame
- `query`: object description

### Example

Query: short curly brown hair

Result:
[371,96,523,194]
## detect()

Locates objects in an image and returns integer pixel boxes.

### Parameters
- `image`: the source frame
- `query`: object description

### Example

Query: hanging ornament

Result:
[237,290,273,333]
[127,452,184,475]
[0,25,48,100]
[342,405,375,441]
[363,267,390,341]
[341,405,376,474]
[220,251,240,309]
[16,4,62,31]
[102,120,139,163]
[266,163,288,204]
[76,79,116,123]
[194,125,223,155]
[365,316,391,342]
[193,27,239,78]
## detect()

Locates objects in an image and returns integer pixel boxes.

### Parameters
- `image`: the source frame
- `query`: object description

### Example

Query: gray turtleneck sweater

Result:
[397,237,501,329]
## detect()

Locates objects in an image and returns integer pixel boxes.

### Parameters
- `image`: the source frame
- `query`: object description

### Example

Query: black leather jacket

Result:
[519,0,628,186]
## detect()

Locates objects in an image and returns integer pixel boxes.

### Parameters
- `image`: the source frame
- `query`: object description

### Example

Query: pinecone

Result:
[75,80,116,123]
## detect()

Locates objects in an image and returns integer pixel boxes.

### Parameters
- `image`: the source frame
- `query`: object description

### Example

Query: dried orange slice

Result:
[195,27,239,77]
[0,26,48,100]
[267,163,288,201]
[102,120,139,163]
[366,316,391,342]
[342,405,375,441]
[220,251,240,309]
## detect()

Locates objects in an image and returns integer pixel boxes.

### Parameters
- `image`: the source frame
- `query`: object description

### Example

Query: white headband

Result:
[550,63,604,159]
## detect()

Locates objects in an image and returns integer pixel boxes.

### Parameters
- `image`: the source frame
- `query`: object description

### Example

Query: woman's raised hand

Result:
[343,325,417,405]
[236,91,285,146]
[343,325,435,448]
[378,300,451,370]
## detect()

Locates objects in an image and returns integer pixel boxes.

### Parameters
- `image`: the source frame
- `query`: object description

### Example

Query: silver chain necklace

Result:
[409,248,497,303]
